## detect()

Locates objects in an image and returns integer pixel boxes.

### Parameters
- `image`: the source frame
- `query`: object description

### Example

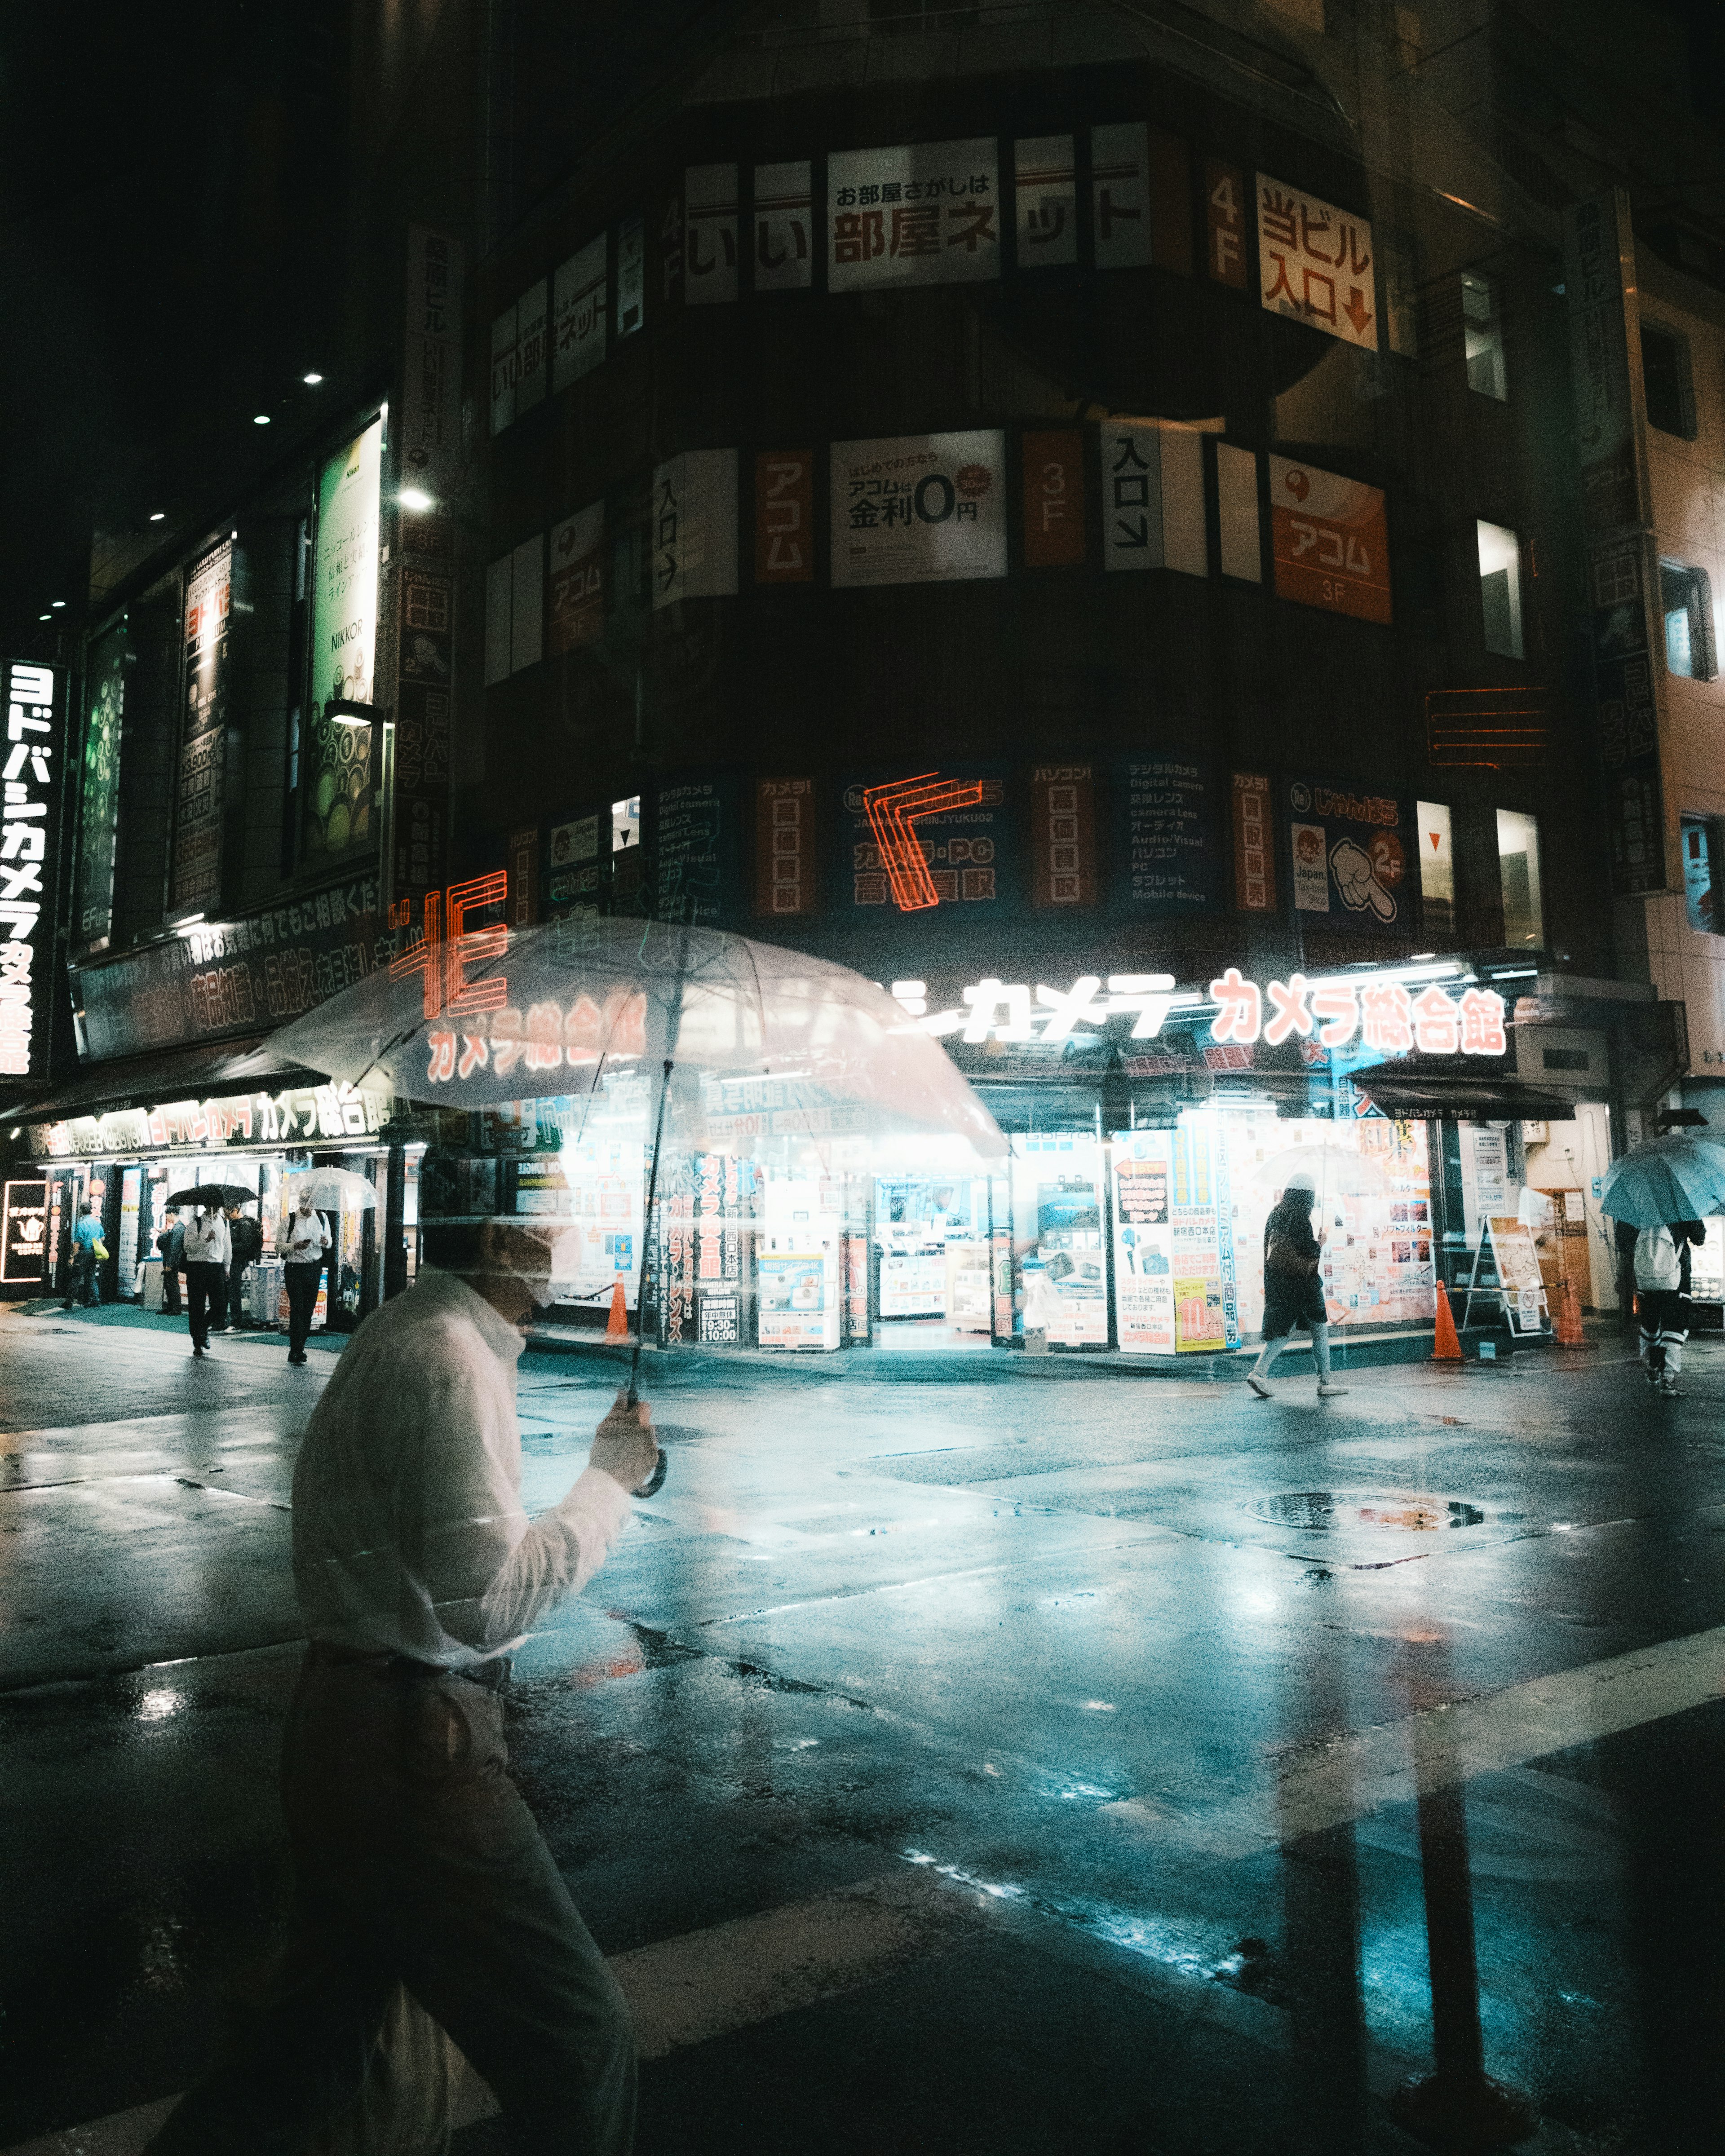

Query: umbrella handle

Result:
[624,1055,675,1491]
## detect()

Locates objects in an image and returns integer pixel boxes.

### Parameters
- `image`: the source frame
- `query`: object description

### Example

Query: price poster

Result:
[1486,1215,1550,1334]
[1111,1135,1174,1354]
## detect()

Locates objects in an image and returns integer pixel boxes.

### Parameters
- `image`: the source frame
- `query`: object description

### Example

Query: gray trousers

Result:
[144,1649,636,2155]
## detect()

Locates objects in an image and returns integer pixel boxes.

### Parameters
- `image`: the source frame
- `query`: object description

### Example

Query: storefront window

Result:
[1496,807,1544,948]
[1682,815,1720,933]
[1477,520,1524,659]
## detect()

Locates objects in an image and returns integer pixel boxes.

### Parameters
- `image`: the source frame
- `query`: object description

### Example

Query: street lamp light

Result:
[398,487,434,513]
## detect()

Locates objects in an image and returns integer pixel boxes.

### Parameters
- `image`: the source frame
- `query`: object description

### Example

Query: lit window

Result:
[1661,560,1716,680]
[1477,520,1524,660]
[1682,816,1721,934]
[1462,273,1507,400]
[611,797,640,852]
[1415,800,1454,939]
[1641,323,1696,439]
[1497,808,1544,949]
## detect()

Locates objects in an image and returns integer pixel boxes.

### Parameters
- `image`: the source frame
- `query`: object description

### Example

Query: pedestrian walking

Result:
[66,1201,104,1308]
[1246,1169,1349,1400]
[226,1206,264,1329]
[156,1210,186,1314]
[1634,1217,1705,1397]
[282,1193,331,1365]
[141,1193,659,2155]
[182,1205,231,1358]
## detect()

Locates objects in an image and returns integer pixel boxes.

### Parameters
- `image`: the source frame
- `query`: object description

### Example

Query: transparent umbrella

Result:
[284,1167,378,1211]
[1247,1144,1389,1200]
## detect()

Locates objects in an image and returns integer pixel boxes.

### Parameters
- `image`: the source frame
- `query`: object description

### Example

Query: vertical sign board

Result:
[305,420,383,867]
[1119,758,1217,915]
[515,279,548,413]
[756,777,816,918]
[172,545,230,911]
[1021,432,1086,567]
[828,138,1000,292]
[548,504,606,652]
[1028,764,1097,907]
[1014,136,1077,267]
[1267,457,1391,623]
[400,228,464,499]
[1285,776,1408,934]
[684,165,739,304]
[76,626,126,953]
[1231,772,1277,913]
[652,451,739,608]
[1205,159,1248,288]
[755,452,815,583]
[0,660,65,1081]
[552,235,608,392]
[1,1179,49,1287]
[394,566,452,900]
[754,162,813,291]
[655,774,741,928]
[616,214,646,338]
[1564,191,1668,895]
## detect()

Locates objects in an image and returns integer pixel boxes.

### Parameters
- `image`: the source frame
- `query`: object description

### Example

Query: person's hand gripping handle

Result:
[591,1387,667,1498]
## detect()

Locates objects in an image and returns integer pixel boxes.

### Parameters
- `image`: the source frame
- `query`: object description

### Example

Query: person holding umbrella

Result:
[141,1154,660,2155]
[1601,1126,1725,1397]
[282,1190,332,1365]
[1246,1168,1349,1400]
[181,1202,231,1357]
[1634,1217,1706,1396]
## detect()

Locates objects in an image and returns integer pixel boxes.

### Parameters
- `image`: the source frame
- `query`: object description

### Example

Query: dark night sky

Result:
[2,0,1722,667]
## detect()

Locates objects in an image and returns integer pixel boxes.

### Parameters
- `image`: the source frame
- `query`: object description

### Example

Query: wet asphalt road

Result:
[3,1305,1724,2155]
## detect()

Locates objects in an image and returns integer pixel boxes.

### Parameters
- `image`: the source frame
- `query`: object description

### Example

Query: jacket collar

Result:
[415,1265,528,1367]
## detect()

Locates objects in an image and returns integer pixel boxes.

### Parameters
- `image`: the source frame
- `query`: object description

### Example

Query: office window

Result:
[1477,521,1525,659]
[1682,815,1721,933]
[1497,808,1544,949]
[1661,560,1716,679]
[1641,322,1696,439]
[1462,273,1508,400]
[611,797,640,852]
[1415,800,1454,940]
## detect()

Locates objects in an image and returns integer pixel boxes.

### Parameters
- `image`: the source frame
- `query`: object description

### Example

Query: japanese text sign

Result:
[1021,431,1086,567]
[841,769,1009,914]
[755,452,814,583]
[0,659,63,1079]
[1029,764,1096,908]
[1257,175,1376,349]
[685,164,739,304]
[828,137,999,293]
[754,161,813,291]
[831,431,1006,588]
[1231,772,1276,913]
[1014,135,1076,266]
[173,543,231,910]
[1268,455,1391,623]
[756,778,815,918]
[553,235,607,393]
[1286,777,1408,934]
[548,503,605,654]
[652,450,739,608]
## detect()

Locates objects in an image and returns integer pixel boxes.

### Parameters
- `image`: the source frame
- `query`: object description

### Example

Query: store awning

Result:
[1349,1065,1576,1122]
[6,1034,328,1124]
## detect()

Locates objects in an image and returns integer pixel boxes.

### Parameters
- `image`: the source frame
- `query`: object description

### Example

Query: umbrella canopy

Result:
[268,917,1005,1159]
[166,1182,258,1210]
[1247,1144,1389,1199]
[1599,1135,1725,1228]
[285,1167,378,1211]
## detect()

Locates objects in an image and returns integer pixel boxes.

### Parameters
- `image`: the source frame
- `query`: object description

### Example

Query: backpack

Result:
[1634,1225,1681,1292]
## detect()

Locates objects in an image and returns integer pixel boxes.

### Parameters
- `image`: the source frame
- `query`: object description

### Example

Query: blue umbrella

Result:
[1599,1135,1725,1227]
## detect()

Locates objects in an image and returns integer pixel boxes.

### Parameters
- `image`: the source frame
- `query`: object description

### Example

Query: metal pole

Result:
[624,1055,672,1494]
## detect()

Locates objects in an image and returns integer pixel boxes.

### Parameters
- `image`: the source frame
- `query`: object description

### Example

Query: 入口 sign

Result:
[1257,175,1376,350]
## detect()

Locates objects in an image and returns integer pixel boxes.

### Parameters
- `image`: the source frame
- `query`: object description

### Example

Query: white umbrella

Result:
[284,1167,378,1211]
[1247,1144,1389,1198]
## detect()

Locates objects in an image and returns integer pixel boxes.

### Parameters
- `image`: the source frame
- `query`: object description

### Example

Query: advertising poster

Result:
[76,627,126,953]
[546,813,601,908]
[553,234,608,392]
[1111,1135,1175,1354]
[172,544,231,910]
[754,160,813,292]
[1021,431,1086,568]
[651,449,738,608]
[695,1152,751,1344]
[1284,775,1408,933]
[1119,758,1218,915]
[758,1241,837,1348]
[548,1134,641,1304]
[830,430,1006,588]
[827,137,1000,293]
[755,451,815,583]
[1460,1123,1512,1248]
[1267,456,1391,623]
[1029,763,1096,907]
[1256,174,1377,350]
[548,504,605,654]
[1231,771,1276,913]
[685,164,739,304]
[1014,135,1077,267]
[394,565,452,900]
[1,1179,49,1287]
[399,227,463,499]
[1169,1120,1235,1352]
[1487,1215,1550,1333]
[756,777,815,918]
[305,420,382,865]
[839,766,1010,915]
[655,773,741,927]
[118,1166,142,1296]
[1014,1138,1109,1346]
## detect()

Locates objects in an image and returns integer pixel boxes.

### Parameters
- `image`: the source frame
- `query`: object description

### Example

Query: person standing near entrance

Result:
[141,1202,658,2155]
[156,1209,186,1314]
[183,1205,231,1358]
[1635,1217,1705,1397]
[227,1206,264,1329]
[66,1201,103,1308]
[283,1193,331,1366]
[1246,1170,1349,1401]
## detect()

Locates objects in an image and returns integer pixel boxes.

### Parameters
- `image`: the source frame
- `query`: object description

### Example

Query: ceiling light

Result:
[254,413,271,425]
[303,372,323,385]
[149,511,165,522]
[398,487,433,512]
[37,613,49,622]
[51,600,65,610]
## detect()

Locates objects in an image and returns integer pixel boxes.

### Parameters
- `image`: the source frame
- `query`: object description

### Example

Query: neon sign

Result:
[390,871,509,1019]
[0,660,62,1079]
[863,773,986,911]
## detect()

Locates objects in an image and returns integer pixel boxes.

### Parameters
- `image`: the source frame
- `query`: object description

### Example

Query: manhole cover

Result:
[1249,1491,1485,1532]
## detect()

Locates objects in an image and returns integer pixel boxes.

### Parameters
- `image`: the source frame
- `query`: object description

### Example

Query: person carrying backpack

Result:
[1634,1219,1706,1396]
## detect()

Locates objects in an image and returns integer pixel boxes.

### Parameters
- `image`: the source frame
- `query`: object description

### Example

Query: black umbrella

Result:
[165,1183,257,1210]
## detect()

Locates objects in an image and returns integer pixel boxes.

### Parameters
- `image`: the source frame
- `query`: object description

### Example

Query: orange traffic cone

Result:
[1555,1274,1586,1348]
[1432,1280,1462,1361]
[605,1281,630,1341]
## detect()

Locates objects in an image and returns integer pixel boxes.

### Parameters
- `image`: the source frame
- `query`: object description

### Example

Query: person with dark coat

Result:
[155,1211,186,1314]
[1246,1169,1349,1399]
[226,1207,265,1329]
[1634,1217,1706,1397]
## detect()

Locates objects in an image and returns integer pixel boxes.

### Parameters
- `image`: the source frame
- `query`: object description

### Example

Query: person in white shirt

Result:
[282,1192,332,1365]
[181,1205,231,1358]
[143,1175,659,2156]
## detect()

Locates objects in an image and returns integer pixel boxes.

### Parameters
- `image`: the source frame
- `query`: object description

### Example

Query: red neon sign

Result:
[389,871,509,1018]
[863,773,987,912]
